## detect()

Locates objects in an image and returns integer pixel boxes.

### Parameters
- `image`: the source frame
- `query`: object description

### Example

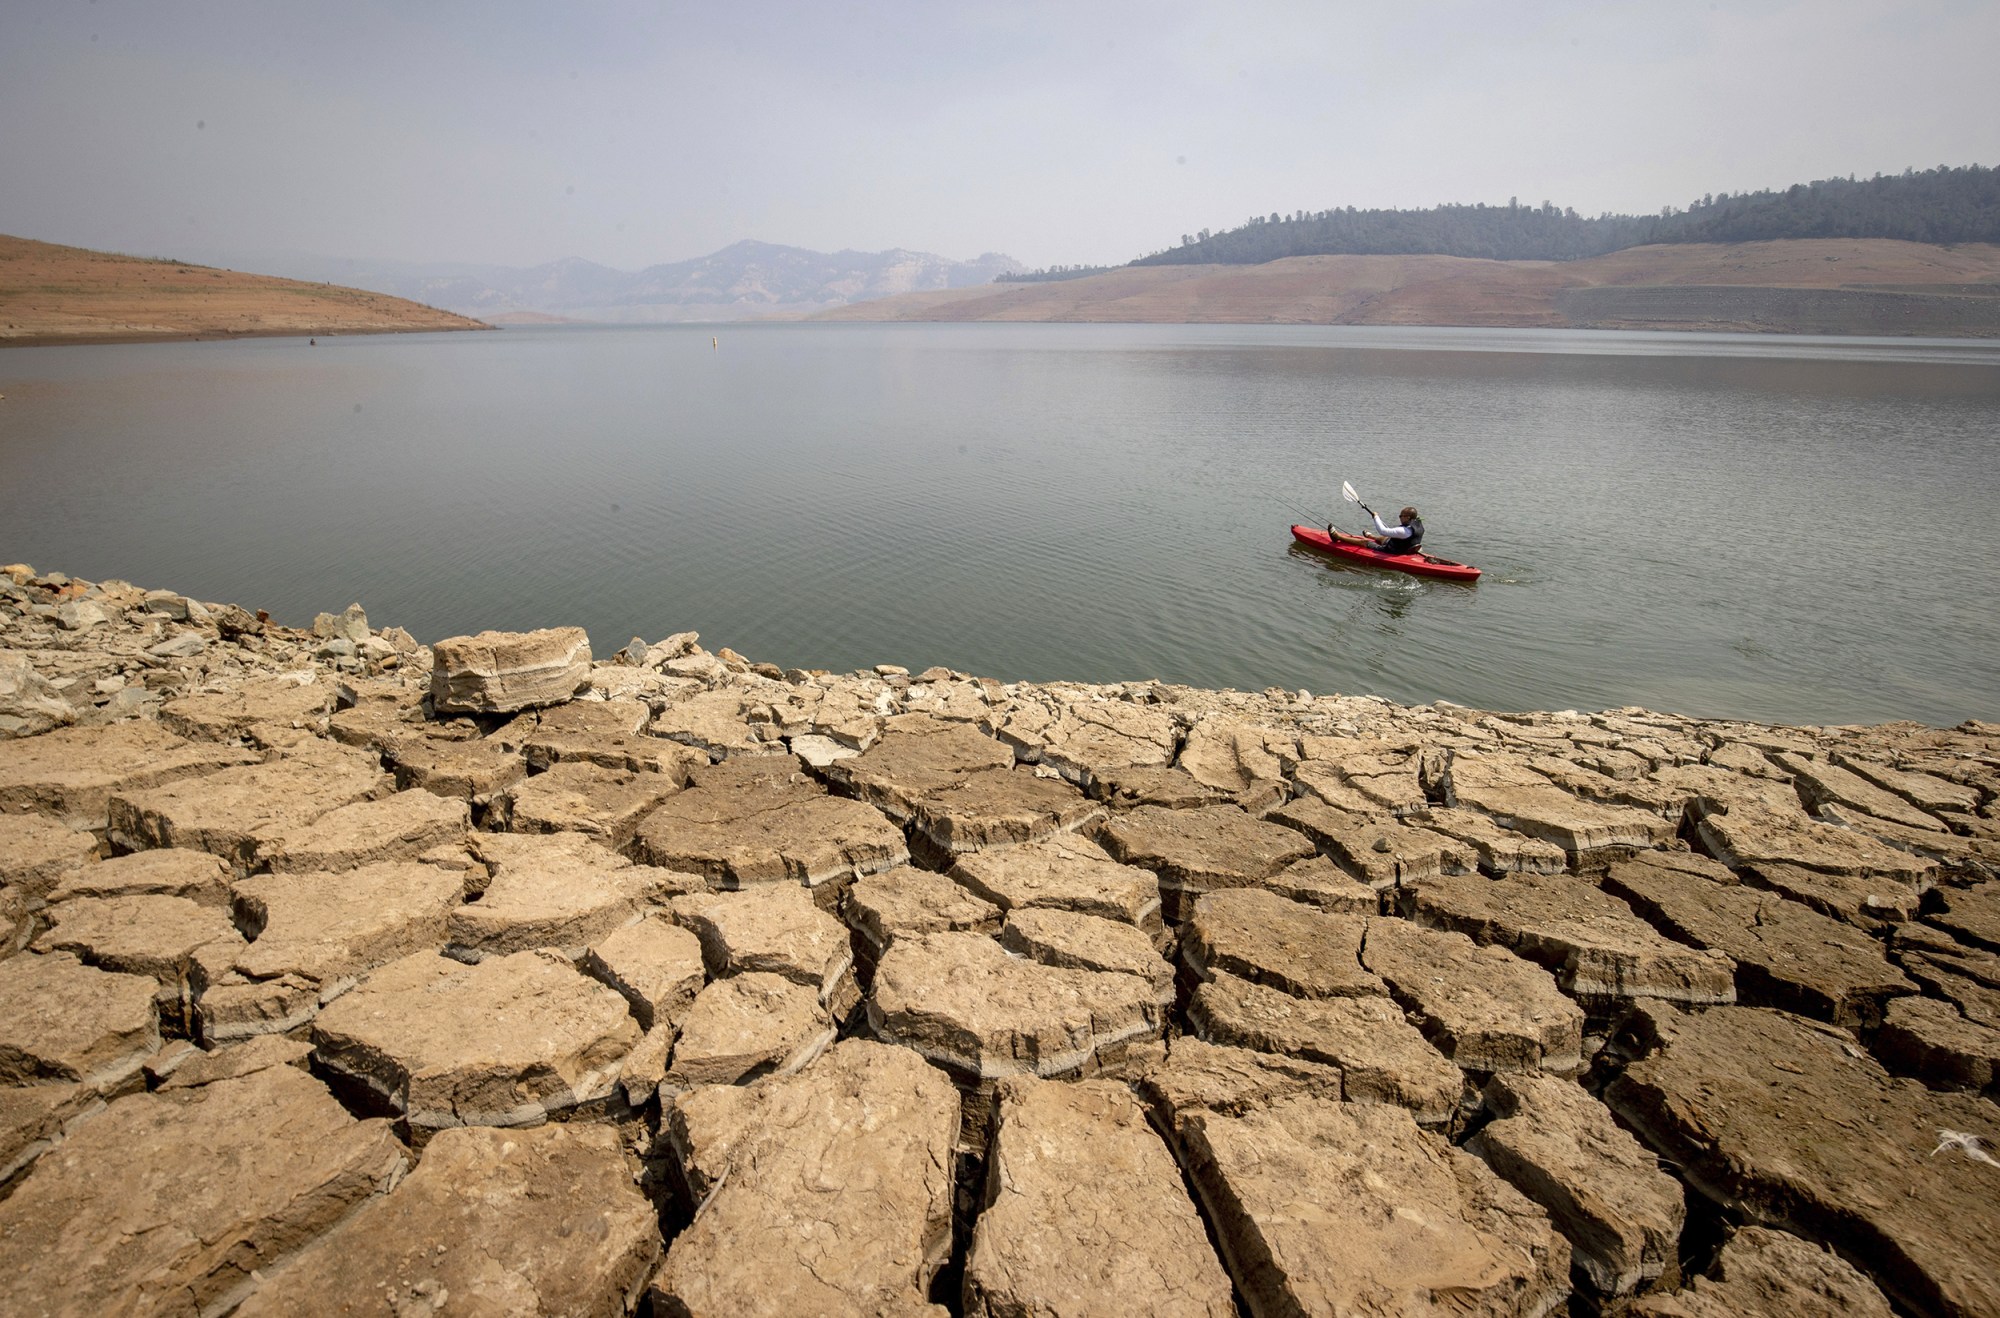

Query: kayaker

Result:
[1328,506,1424,556]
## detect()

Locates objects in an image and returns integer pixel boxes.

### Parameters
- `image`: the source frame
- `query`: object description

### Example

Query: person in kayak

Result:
[1328,506,1424,556]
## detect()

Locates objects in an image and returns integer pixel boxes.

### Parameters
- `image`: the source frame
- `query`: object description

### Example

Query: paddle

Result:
[1341,480,1375,520]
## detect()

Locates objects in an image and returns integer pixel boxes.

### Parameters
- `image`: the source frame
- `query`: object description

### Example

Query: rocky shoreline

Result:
[2,563,1996,1317]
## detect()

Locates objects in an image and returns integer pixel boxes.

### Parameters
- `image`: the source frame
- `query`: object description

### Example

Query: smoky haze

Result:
[1,0,1993,274]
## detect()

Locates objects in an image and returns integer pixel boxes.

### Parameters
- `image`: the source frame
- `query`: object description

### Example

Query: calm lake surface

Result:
[3,323,1997,727]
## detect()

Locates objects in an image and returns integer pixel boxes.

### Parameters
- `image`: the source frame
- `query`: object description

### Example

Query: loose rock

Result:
[429,626,591,714]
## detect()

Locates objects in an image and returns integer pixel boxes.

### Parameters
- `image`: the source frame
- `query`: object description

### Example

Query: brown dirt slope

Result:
[0,234,490,347]
[816,240,2000,336]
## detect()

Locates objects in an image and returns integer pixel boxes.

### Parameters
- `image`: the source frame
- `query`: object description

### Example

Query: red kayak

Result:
[1290,525,1482,582]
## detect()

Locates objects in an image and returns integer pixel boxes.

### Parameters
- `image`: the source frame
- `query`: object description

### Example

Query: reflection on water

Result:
[1,323,1996,726]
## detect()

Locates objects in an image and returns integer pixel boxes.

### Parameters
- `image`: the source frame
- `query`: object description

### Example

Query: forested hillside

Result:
[1134,165,2000,267]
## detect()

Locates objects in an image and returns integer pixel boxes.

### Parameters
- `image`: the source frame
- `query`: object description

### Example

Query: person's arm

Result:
[1371,513,1411,539]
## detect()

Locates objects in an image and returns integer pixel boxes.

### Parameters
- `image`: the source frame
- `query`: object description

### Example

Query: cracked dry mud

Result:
[0,562,1995,1316]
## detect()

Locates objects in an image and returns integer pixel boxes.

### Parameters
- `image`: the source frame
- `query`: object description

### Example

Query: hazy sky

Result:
[2,0,1992,272]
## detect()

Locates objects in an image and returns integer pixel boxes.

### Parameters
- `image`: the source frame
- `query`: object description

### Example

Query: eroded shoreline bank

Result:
[2,562,1997,1316]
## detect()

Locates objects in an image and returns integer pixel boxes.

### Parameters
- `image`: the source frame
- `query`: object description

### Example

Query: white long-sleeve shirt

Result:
[1372,513,1413,540]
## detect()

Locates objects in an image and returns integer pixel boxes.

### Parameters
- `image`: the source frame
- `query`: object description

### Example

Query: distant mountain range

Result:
[220,241,1024,324]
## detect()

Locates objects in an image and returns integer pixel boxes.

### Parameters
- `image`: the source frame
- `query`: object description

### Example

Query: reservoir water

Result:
[2,323,1996,727]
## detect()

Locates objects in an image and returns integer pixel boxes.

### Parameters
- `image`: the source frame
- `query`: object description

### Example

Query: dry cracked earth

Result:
[2,563,1997,1317]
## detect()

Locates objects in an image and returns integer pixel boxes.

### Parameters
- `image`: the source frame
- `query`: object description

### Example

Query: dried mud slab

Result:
[867,931,1164,1082]
[256,788,470,874]
[311,949,639,1137]
[664,971,834,1088]
[633,753,908,891]
[155,1035,313,1091]
[820,712,1012,814]
[998,907,1174,1005]
[234,1122,659,1318]
[159,675,339,743]
[1187,971,1461,1126]
[1466,1071,1685,1295]
[1929,881,2000,953]
[1834,754,1982,816]
[44,846,230,906]
[0,1081,98,1191]
[489,760,686,849]
[671,882,857,1014]
[1607,1004,2000,1318]
[0,812,98,897]
[993,698,1177,789]
[1174,1095,1571,1318]
[579,914,706,1031]
[1135,1036,1347,1128]
[203,861,465,1041]
[1267,798,1475,890]
[1361,918,1586,1075]
[648,688,785,759]
[1176,717,1292,800]
[1692,798,1938,883]
[34,893,245,1033]
[1096,804,1316,922]
[445,849,649,961]
[963,1076,1236,1318]
[846,864,1003,963]
[0,1066,406,1318]
[107,745,392,870]
[1180,888,1385,1000]
[1421,805,1571,875]
[1871,994,2000,1094]
[652,1039,959,1317]
[0,951,160,1091]
[1629,1224,1894,1317]
[385,731,528,801]
[948,832,1164,936]
[0,721,259,828]
[1403,869,1736,1012]
[906,766,1104,858]
[1740,858,1927,928]
[1446,751,1675,861]
[1604,851,1916,1028]
[1776,751,1950,832]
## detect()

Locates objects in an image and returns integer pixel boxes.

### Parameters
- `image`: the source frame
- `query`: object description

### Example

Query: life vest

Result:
[1383,516,1424,555]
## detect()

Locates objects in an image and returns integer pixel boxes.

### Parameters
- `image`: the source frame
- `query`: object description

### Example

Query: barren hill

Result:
[815,239,2000,336]
[0,235,490,346]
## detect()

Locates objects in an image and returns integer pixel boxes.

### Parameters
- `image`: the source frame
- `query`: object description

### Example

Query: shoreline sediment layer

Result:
[2,561,1997,1316]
